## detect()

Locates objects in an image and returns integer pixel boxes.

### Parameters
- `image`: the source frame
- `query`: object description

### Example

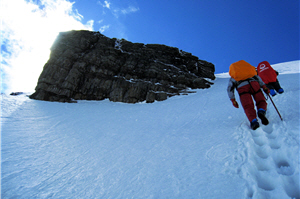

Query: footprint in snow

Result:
[251,135,267,146]
[253,144,270,159]
[255,171,276,191]
[274,160,294,176]
[261,123,273,134]
[253,156,272,171]
[282,175,300,199]
[237,119,299,199]
[250,129,264,138]
[268,139,281,149]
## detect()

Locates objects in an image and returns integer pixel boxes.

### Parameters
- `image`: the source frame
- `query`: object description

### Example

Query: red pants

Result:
[237,81,267,122]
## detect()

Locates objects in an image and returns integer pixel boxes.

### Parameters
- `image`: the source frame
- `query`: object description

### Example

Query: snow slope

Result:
[1,61,299,199]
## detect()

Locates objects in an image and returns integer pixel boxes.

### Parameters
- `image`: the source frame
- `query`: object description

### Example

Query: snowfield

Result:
[1,61,299,199]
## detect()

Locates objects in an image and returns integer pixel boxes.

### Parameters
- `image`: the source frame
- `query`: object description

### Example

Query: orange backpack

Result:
[229,60,257,81]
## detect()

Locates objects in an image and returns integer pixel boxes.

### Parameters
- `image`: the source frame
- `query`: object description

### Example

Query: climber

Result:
[227,60,270,130]
[257,61,284,96]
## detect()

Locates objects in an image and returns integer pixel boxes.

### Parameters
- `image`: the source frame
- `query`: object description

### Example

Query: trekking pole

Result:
[267,93,283,121]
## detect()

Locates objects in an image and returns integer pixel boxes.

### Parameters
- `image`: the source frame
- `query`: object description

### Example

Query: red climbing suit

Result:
[237,79,267,122]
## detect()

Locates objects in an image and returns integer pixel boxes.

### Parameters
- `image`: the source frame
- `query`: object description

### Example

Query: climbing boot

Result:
[251,119,260,130]
[258,109,269,125]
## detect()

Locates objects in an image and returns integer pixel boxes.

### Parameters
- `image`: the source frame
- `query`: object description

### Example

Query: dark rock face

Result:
[30,30,215,103]
[10,92,24,96]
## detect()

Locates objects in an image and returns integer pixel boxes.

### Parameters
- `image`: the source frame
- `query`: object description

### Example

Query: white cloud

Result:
[121,6,139,15]
[99,25,110,33]
[112,5,139,18]
[85,20,95,29]
[1,0,94,93]
[97,0,110,10]
[103,1,111,9]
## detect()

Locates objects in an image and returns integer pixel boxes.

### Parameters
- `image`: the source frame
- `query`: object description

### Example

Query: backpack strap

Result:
[238,77,261,96]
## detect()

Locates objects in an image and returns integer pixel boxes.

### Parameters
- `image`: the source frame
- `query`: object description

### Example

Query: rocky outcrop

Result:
[30,30,215,103]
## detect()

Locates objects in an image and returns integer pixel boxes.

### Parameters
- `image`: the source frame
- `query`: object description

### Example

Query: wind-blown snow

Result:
[1,61,299,199]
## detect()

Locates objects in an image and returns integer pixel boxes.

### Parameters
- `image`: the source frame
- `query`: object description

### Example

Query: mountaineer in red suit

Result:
[257,61,284,96]
[227,60,270,130]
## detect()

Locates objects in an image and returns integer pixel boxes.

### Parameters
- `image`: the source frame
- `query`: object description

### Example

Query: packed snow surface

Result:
[1,61,299,198]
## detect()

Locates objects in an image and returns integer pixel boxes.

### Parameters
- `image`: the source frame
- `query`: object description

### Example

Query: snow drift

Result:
[1,61,299,198]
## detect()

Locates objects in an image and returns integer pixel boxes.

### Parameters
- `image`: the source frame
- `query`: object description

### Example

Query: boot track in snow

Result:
[232,119,299,199]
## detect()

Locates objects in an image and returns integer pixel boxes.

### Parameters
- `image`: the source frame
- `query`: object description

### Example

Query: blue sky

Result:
[1,0,299,92]
[72,0,299,71]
